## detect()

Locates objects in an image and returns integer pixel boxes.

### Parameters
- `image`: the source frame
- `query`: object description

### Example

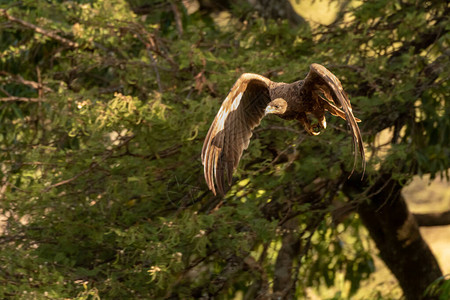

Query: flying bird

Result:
[201,63,365,195]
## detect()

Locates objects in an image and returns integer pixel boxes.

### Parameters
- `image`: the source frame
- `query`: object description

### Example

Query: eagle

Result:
[201,63,365,195]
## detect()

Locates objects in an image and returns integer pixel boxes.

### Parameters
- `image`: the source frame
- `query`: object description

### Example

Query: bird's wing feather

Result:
[202,73,272,195]
[304,63,365,175]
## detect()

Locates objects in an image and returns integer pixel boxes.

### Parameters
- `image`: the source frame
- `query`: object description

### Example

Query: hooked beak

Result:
[265,106,276,116]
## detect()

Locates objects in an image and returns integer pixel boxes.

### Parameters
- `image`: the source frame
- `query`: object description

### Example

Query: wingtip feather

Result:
[309,64,366,178]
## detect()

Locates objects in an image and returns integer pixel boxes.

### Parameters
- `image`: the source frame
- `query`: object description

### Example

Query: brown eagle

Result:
[201,63,365,195]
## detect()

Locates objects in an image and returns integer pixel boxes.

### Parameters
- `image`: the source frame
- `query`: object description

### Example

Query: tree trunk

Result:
[345,174,443,300]
[272,218,301,299]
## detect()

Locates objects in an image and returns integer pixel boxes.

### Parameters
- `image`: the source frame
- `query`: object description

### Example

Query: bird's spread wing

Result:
[202,74,272,195]
[304,63,365,175]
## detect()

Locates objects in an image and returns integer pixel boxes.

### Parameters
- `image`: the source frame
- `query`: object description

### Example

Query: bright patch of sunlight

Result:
[290,0,340,25]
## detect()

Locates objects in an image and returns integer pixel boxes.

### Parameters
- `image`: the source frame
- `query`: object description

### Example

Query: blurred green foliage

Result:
[425,274,450,300]
[0,0,448,298]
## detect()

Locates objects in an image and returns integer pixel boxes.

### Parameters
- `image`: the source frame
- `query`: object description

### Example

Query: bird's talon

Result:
[310,124,322,135]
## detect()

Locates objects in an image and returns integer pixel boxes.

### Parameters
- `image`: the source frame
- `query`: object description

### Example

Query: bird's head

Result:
[265,98,288,116]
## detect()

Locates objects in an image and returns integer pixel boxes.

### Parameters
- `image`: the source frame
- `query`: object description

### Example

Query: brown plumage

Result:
[201,63,365,195]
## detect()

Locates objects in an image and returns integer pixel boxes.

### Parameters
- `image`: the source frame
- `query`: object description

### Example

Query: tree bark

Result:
[272,218,301,300]
[344,174,443,300]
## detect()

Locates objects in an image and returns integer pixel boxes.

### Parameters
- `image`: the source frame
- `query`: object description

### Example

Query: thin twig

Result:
[129,22,177,68]
[36,66,43,98]
[42,135,135,192]
[42,162,98,192]
[0,96,42,102]
[147,48,163,93]
[0,8,78,48]
[0,86,12,97]
[170,1,183,37]
[0,71,53,93]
